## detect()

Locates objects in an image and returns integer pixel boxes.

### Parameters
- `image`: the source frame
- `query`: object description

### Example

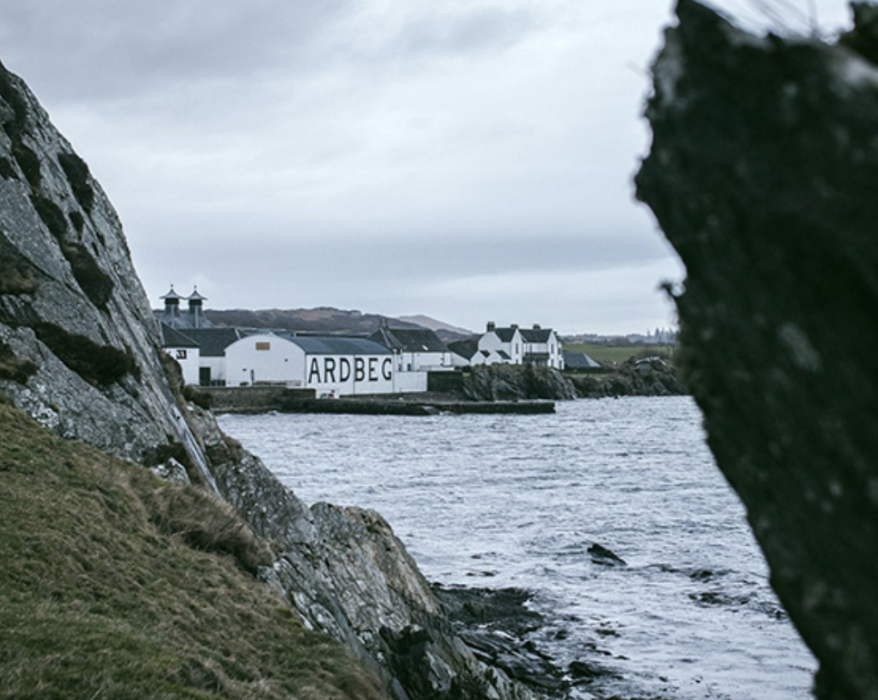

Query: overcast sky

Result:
[1,1,853,335]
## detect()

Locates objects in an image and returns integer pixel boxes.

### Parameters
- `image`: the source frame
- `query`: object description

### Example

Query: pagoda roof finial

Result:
[161,285,183,301]
[187,286,207,302]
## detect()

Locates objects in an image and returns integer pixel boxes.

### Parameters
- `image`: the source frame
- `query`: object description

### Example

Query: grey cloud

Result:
[390,7,540,58]
[1,0,353,102]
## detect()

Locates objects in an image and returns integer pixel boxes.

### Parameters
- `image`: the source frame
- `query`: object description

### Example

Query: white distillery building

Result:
[473,322,564,370]
[520,324,564,370]
[159,323,201,386]
[224,332,397,396]
[473,322,523,365]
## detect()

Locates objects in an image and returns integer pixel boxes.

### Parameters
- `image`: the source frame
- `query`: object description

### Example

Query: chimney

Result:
[510,323,519,330]
[486,321,496,332]
[533,323,541,330]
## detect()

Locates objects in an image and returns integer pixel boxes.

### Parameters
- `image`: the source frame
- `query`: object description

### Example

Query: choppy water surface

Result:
[219,397,816,699]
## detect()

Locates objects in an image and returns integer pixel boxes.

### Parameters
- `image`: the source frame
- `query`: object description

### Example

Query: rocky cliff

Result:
[0,58,538,700]
[636,3,878,699]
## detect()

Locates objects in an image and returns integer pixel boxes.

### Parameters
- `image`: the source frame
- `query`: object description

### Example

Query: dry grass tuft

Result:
[148,484,273,574]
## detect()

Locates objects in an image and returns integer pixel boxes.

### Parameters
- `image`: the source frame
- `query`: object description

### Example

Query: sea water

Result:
[218,396,816,700]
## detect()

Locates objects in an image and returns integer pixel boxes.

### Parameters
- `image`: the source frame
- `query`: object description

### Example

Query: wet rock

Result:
[588,543,627,566]
[461,364,577,402]
[569,355,686,398]
[567,660,618,683]
[636,2,878,698]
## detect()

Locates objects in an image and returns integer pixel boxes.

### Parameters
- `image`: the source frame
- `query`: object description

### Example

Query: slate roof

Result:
[154,308,216,330]
[179,328,243,357]
[494,328,519,343]
[520,328,553,343]
[159,323,199,349]
[447,338,479,360]
[369,327,449,353]
[279,334,391,356]
[562,350,601,369]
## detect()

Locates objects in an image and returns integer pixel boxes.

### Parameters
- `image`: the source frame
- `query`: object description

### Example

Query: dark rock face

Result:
[461,365,577,401]
[637,2,878,698]
[0,58,216,479]
[568,355,686,398]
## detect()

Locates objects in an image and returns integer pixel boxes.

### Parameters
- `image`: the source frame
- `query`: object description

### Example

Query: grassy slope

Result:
[0,398,387,700]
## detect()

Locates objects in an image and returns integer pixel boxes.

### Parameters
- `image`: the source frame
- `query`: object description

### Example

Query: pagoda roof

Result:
[160,286,183,301]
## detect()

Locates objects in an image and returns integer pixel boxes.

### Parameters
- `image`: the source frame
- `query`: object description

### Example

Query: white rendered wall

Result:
[225,334,305,386]
[165,347,201,386]
[305,354,395,396]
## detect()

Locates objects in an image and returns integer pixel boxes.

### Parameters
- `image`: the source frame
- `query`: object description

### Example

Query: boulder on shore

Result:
[637,2,878,698]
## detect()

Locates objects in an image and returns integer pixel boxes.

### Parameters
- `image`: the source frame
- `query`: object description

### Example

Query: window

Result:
[175,349,188,360]
[256,341,271,351]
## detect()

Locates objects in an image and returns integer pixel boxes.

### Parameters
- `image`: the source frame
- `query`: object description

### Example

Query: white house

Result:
[180,327,243,385]
[159,323,201,385]
[224,332,396,396]
[473,323,524,365]
[520,324,564,370]
[473,322,564,369]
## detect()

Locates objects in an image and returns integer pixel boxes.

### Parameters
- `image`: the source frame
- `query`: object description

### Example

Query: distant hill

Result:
[396,315,474,342]
[205,307,424,335]
[397,315,473,336]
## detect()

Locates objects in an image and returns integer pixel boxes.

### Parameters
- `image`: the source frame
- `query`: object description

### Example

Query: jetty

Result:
[283,398,555,416]
[198,386,554,415]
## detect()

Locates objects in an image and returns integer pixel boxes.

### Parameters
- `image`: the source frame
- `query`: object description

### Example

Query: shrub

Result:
[183,384,213,410]
[58,151,94,212]
[58,240,114,307]
[0,156,16,180]
[33,323,139,386]
[0,341,38,383]
[68,210,84,234]
[148,484,273,575]
[0,59,28,139]
[29,195,114,307]
[0,234,39,295]
[30,193,67,240]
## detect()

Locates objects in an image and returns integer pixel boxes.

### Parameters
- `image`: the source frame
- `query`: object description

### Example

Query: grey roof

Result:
[369,327,448,353]
[447,338,479,360]
[520,328,553,343]
[154,308,215,330]
[497,350,512,360]
[180,327,243,356]
[494,328,519,343]
[563,350,601,368]
[159,323,199,349]
[279,334,391,356]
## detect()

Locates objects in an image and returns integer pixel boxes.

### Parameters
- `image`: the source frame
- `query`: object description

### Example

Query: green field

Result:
[563,342,676,365]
